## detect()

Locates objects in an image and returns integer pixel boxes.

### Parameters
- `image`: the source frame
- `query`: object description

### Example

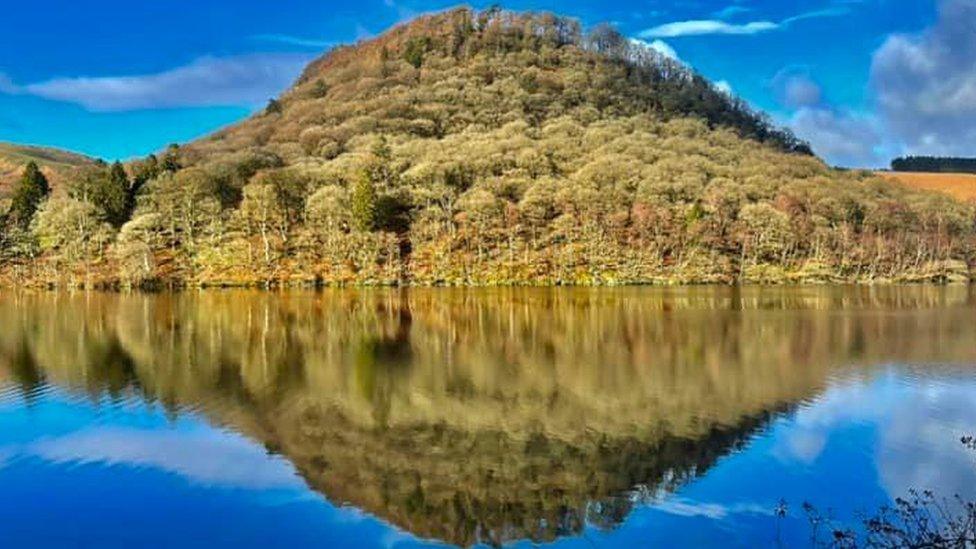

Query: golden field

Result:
[880,171,976,202]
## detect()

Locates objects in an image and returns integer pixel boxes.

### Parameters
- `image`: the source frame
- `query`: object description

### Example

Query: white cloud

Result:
[781,7,851,26]
[714,80,734,95]
[640,20,778,38]
[771,372,976,504]
[870,0,976,157]
[780,0,976,166]
[640,6,853,38]
[652,497,777,520]
[252,34,335,49]
[29,427,306,490]
[15,53,313,112]
[771,68,823,108]
[0,72,20,94]
[788,106,886,168]
[712,6,754,20]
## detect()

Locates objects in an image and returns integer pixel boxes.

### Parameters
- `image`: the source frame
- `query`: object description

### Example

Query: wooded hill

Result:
[1,8,974,288]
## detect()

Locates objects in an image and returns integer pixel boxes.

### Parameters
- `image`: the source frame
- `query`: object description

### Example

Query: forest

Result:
[0,7,973,288]
[891,156,976,174]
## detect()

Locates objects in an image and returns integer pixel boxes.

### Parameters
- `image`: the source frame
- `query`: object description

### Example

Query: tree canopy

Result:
[9,162,50,228]
[0,8,973,288]
[891,156,976,174]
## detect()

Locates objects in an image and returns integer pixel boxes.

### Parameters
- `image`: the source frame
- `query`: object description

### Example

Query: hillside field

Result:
[0,142,96,193]
[880,171,976,202]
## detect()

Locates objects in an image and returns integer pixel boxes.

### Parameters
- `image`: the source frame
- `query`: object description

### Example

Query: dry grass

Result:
[880,171,976,202]
[0,142,96,194]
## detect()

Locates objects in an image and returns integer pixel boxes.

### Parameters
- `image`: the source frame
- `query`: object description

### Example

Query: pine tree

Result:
[110,161,135,226]
[131,154,159,196]
[10,162,50,228]
[351,171,378,232]
[72,164,130,228]
[265,98,283,115]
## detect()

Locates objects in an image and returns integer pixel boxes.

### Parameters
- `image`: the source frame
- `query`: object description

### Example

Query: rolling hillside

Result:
[880,171,976,202]
[2,8,975,288]
[0,142,97,193]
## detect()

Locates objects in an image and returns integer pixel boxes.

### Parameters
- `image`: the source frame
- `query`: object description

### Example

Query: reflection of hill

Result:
[1,288,975,545]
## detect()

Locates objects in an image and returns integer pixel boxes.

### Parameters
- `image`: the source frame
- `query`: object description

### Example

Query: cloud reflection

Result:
[27,427,307,491]
[773,372,976,500]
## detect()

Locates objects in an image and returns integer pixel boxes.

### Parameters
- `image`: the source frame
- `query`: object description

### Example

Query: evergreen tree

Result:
[72,164,130,228]
[265,98,283,115]
[133,154,160,188]
[403,37,430,69]
[111,161,135,225]
[351,171,378,232]
[10,162,50,228]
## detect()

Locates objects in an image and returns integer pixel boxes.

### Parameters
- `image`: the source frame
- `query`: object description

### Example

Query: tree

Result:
[585,24,626,56]
[110,161,135,225]
[404,37,430,69]
[310,79,329,99]
[71,165,130,228]
[240,182,284,265]
[10,162,50,228]
[266,98,283,115]
[114,213,163,286]
[351,172,379,232]
[131,154,160,195]
[161,144,181,173]
[32,196,114,281]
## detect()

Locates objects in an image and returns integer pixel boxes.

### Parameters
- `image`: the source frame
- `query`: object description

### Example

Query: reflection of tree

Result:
[1,287,975,546]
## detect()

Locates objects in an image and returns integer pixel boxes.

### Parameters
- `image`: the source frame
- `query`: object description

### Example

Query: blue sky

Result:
[0,0,972,167]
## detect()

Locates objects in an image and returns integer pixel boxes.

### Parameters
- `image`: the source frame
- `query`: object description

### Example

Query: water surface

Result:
[1,287,974,547]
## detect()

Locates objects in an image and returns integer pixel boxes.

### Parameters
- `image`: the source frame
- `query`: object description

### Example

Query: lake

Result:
[1,287,974,548]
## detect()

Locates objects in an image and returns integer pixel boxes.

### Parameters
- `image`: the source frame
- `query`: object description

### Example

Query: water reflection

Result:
[0,287,975,547]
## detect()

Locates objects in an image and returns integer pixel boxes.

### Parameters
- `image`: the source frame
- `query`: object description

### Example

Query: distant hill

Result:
[2,8,975,288]
[0,142,97,193]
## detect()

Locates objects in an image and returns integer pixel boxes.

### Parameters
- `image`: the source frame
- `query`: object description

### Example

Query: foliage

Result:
[265,98,283,115]
[351,171,378,232]
[2,7,975,288]
[892,156,976,174]
[9,162,50,228]
[403,36,431,69]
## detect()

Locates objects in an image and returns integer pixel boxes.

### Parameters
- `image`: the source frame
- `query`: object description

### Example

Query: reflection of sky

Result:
[0,389,448,549]
[2,369,975,548]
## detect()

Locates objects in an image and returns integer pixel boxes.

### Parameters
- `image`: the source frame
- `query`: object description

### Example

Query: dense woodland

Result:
[891,156,976,174]
[0,8,974,288]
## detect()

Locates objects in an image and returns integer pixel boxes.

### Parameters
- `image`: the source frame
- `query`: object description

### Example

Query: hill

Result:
[880,171,976,202]
[0,142,96,192]
[1,7,975,288]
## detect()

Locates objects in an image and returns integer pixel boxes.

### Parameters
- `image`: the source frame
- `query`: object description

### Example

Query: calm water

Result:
[1,287,975,548]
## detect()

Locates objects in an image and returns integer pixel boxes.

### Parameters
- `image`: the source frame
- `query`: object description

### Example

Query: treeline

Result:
[891,156,976,174]
[0,8,973,288]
